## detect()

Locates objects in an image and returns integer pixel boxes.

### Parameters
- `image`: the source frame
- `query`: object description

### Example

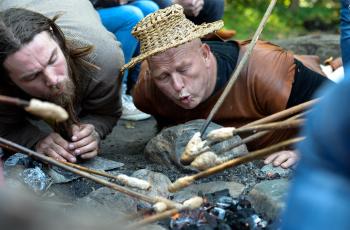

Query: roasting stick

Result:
[169,136,305,193]
[199,0,277,137]
[205,101,312,145]
[215,131,269,156]
[183,104,310,162]
[0,137,180,209]
[242,99,318,129]
[182,116,305,165]
[129,196,204,228]
[63,162,151,190]
[226,119,303,136]
[215,111,308,155]
[213,113,306,157]
[207,119,304,143]
[0,95,68,122]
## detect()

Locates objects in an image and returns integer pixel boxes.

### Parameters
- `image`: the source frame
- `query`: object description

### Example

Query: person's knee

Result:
[131,0,159,16]
[120,5,145,25]
[199,0,224,22]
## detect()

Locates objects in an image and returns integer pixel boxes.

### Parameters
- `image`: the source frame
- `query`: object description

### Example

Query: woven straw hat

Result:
[121,4,224,71]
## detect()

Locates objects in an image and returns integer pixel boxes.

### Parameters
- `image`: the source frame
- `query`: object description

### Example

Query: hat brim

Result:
[121,20,224,72]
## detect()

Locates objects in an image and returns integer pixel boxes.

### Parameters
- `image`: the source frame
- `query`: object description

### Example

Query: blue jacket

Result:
[282,78,350,230]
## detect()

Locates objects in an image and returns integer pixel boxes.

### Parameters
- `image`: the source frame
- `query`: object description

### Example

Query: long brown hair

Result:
[0,8,95,137]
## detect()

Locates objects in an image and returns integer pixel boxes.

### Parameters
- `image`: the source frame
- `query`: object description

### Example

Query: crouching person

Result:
[122,5,334,169]
[0,7,122,162]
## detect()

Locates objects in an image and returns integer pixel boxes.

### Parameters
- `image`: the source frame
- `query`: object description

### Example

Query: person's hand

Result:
[174,0,204,17]
[68,124,100,160]
[35,133,76,163]
[264,150,299,169]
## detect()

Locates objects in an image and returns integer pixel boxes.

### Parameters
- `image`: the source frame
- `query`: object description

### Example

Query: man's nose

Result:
[43,68,58,87]
[172,73,184,92]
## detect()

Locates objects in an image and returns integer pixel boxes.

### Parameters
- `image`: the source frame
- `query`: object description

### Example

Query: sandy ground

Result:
[100,117,158,169]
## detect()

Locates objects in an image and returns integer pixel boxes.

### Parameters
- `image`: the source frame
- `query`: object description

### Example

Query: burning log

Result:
[0,95,68,122]
[168,136,305,192]
[0,137,180,209]
[63,162,151,190]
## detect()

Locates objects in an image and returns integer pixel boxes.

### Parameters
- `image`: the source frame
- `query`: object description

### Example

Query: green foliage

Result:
[223,0,340,40]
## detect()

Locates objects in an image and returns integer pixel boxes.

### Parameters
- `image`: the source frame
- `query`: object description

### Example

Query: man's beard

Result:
[51,78,75,108]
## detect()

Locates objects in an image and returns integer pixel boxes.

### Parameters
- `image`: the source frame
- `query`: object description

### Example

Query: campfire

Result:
[159,189,271,230]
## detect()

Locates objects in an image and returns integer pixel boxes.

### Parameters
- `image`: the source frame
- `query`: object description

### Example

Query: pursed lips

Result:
[179,95,192,104]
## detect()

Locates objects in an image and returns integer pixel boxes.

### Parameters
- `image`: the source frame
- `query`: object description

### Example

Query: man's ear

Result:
[200,43,211,67]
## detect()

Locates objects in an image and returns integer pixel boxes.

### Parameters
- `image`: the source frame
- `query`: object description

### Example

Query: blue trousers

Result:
[152,0,224,24]
[97,0,158,83]
[340,0,350,77]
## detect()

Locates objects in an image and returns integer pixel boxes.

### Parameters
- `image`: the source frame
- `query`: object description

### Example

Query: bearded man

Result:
[0,7,122,163]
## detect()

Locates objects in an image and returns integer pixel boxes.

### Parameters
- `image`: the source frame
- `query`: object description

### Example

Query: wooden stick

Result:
[169,136,305,192]
[216,131,269,155]
[0,95,29,107]
[63,162,151,190]
[199,0,278,137]
[0,137,178,208]
[0,95,68,122]
[242,99,318,128]
[129,196,203,228]
[209,111,305,156]
[207,119,304,144]
[130,208,179,228]
[63,161,118,179]
[214,112,306,155]
[232,119,304,135]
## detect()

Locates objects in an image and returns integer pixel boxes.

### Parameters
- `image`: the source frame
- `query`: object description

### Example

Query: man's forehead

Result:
[149,42,198,62]
[152,46,182,59]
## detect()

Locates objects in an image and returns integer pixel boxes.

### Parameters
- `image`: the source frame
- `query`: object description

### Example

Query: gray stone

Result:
[75,187,138,215]
[4,153,31,168]
[260,164,293,178]
[128,169,172,210]
[139,225,166,230]
[131,169,172,199]
[172,181,245,202]
[248,179,289,220]
[76,170,173,215]
[48,156,124,183]
[145,119,248,172]
[274,34,340,60]
[22,166,52,193]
